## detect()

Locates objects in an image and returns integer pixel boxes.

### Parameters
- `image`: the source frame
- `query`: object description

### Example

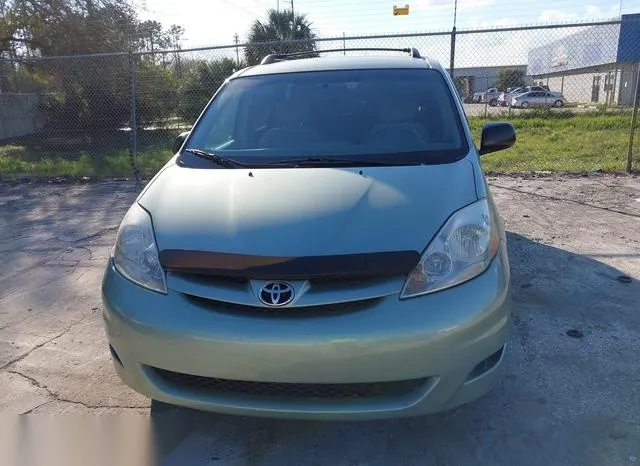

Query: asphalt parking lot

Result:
[1,174,639,465]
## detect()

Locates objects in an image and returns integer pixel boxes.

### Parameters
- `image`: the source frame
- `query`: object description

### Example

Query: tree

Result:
[0,0,140,58]
[454,76,473,101]
[135,59,179,126]
[245,9,317,66]
[0,0,187,131]
[177,58,239,123]
[496,69,525,92]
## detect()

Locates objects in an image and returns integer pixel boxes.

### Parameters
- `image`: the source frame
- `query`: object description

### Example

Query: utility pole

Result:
[449,0,458,78]
[234,33,240,66]
[290,0,295,42]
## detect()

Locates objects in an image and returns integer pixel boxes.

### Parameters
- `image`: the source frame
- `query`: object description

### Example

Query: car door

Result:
[514,92,528,106]
[530,91,544,106]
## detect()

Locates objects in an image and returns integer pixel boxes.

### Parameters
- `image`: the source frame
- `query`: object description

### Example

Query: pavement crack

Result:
[489,183,640,219]
[24,399,54,414]
[0,315,89,371]
[62,226,119,244]
[7,369,145,413]
[76,245,93,259]
[8,369,49,391]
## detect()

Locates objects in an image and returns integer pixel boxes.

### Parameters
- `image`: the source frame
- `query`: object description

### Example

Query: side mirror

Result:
[479,122,516,156]
[172,131,190,154]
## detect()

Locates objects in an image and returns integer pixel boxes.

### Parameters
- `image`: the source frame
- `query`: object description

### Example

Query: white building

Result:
[527,14,640,106]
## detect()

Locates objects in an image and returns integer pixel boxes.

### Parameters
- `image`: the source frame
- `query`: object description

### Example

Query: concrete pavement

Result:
[1,174,639,465]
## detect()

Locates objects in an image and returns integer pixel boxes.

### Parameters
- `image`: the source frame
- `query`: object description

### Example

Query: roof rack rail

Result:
[260,47,422,65]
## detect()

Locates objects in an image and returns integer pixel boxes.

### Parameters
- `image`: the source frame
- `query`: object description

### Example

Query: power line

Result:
[219,0,262,17]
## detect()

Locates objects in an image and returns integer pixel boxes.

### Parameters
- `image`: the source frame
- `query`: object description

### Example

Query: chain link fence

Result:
[630,62,640,172]
[1,18,640,179]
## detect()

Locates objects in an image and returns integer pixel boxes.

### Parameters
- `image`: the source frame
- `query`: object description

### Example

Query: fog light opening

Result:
[465,345,505,382]
[109,344,124,367]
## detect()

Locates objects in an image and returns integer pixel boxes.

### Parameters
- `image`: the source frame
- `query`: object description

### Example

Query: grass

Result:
[0,129,175,180]
[0,146,171,179]
[0,113,638,179]
[471,111,639,173]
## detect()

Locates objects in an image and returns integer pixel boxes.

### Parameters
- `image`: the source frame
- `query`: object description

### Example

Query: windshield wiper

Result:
[263,157,407,167]
[183,148,249,168]
[184,151,415,169]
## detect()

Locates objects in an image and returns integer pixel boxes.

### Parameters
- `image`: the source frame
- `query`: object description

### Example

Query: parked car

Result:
[511,91,567,108]
[102,47,515,420]
[481,87,501,106]
[498,85,559,107]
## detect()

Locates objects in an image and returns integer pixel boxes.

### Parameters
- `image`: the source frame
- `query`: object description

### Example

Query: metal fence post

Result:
[627,62,640,173]
[449,26,456,78]
[128,51,141,184]
[484,78,488,118]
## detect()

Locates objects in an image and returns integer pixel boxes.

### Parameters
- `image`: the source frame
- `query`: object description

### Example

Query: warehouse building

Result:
[527,13,640,106]
[453,64,529,97]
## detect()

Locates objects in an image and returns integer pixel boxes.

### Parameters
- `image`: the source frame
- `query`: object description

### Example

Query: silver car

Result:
[498,86,550,107]
[481,87,500,106]
[512,91,567,108]
[101,48,515,420]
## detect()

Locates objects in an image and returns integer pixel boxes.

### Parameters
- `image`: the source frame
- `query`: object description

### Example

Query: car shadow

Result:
[149,232,639,465]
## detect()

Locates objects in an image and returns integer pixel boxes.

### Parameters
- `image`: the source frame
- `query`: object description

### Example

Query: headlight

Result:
[112,203,167,294]
[400,199,499,299]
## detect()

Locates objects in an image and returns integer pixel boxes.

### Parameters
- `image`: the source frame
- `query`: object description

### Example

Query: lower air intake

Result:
[151,367,428,400]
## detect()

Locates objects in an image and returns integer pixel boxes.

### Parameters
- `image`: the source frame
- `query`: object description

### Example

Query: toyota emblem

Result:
[259,281,295,306]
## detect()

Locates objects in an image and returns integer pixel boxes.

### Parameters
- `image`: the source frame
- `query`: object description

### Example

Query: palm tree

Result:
[245,9,318,66]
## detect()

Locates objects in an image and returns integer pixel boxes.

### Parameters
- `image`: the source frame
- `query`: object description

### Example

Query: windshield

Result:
[180,68,469,167]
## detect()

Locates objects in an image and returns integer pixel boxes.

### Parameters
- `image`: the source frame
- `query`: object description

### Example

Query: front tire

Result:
[554,99,564,107]
[489,99,498,107]
[520,101,530,109]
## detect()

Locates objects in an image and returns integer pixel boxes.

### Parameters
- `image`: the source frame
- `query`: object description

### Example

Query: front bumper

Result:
[102,245,511,420]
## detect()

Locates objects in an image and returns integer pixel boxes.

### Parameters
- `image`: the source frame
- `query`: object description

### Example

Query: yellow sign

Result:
[393,4,409,15]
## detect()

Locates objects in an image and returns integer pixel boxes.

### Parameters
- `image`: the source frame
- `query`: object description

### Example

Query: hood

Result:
[138,159,478,258]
